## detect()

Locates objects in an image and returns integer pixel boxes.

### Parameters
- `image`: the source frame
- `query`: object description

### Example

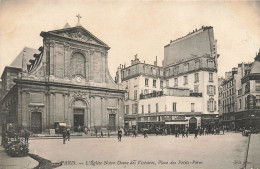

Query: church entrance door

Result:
[109,114,116,131]
[74,109,84,132]
[189,117,197,134]
[31,112,42,134]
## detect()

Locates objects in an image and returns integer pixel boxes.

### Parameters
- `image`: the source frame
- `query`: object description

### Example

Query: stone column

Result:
[49,93,55,127]
[44,92,50,129]
[26,92,30,129]
[90,95,95,128]
[89,50,95,81]
[63,43,70,78]
[49,41,55,76]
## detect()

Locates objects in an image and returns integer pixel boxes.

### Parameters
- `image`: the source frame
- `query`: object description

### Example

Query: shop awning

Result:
[59,123,66,127]
[165,121,188,125]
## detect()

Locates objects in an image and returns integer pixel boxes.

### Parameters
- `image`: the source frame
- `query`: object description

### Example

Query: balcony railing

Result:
[140,91,163,99]
[190,92,203,97]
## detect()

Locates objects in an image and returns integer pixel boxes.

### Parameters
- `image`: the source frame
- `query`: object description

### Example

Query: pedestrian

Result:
[118,128,122,142]
[62,129,67,144]
[101,130,103,137]
[78,125,81,135]
[24,129,30,143]
[95,129,98,137]
[182,129,185,138]
[194,128,198,139]
[143,129,148,138]
[67,128,70,141]
[223,127,225,135]
[132,129,136,138]
[185,129,189,138]
[175,130,178,137]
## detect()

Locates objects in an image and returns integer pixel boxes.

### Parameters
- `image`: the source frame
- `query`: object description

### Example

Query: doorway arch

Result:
[71,98,89,132]
[189,117,197,134]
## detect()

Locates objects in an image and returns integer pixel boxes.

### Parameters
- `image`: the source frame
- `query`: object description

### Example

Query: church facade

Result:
[1,24,125,134]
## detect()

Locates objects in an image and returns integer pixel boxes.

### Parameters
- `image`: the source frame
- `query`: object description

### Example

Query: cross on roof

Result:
[76,14,82,26]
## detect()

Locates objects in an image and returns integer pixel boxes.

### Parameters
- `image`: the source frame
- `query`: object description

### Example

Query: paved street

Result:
[29,132,248,169]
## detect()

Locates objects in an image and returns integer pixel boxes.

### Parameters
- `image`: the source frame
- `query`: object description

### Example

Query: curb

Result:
[28,153,62,169]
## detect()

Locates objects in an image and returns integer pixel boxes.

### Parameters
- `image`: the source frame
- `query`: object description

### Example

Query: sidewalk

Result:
[246,134,260,169]
[0,137,38,169]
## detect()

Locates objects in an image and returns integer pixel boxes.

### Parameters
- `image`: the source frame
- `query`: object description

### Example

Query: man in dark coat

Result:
[67,129,71,141]
[194,128,198,139]
[182,129,185,138]
[24,129,30,143]
[118,128,122,142]
[63,129,67,144]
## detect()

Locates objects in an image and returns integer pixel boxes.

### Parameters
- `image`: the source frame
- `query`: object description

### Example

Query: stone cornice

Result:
[41,31,110,50]
[13,78,125,94]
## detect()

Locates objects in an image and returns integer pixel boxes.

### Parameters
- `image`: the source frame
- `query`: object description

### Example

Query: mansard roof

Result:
[40,25,110,49]
[10,47,39,68]
[250,49,260,74]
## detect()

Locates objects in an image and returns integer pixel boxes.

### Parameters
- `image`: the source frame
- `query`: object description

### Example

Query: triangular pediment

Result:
[41,26,109,48]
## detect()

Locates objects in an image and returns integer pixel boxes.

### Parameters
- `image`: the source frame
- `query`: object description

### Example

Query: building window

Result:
[166,80,169,87]
[142,105,144,114]
[125,105,129,114]
[173,102,176,112]
[256,97,260,107]
[145,78,149,86]
[195,61,199,69]
[132,104,138,114]
[208,60,214,68]
[256,86,260,91]
[209,73,213,82]
[194,85,199,93]
[156,103,158,113]
[174,66,179,74]
[144,89,149,94]
[148,104,151,113]
[125,92,129,100]
[207,99,216,112]
[191,103,195,112]
[245,82,250,93]
[160,81,163,88]
[184,76,188,85]
[245,97,247,109]
[134,90,137,100]
[174,78,178,87]
[238,89,242,95]
[184,63,189,72]
[194,73,199,83]
[71,52,86,77]
[207,85,216,95]
[153,80,156,87]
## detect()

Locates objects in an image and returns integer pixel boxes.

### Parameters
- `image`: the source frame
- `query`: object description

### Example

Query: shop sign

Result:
[173,116,185,120]
[247,95,256,110]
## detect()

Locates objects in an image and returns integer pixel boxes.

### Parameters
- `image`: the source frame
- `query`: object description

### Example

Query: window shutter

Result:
[214,101,216,111]
[207,101,209,111]
[214,86,216,95]
[207,85,209,95]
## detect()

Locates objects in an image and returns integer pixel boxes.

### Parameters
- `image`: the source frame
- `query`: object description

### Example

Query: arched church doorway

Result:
[189,117,197,134]
[73,108,84,132]
[31,112,42,134]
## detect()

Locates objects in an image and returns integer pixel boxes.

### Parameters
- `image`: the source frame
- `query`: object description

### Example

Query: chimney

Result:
[154,56,158,66]
[116,66,122,84]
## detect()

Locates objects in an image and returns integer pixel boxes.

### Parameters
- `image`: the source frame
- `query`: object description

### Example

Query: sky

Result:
[0,0,260,79]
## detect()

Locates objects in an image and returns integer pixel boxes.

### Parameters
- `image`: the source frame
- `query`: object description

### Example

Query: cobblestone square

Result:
[29,132,248,169]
